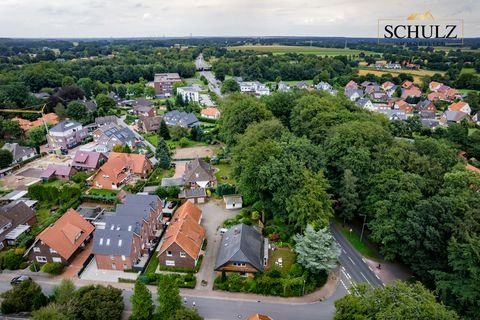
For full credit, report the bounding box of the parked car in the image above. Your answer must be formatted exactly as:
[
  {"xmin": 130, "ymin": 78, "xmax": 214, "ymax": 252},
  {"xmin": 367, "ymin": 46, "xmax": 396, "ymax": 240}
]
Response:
[
  {"xmin": 167, "ymin": 201, "xmax": 178, "ymax": 209},
  {"xmin": 10, "ymin": 275, "xmax": 32, "ymax": 285}
]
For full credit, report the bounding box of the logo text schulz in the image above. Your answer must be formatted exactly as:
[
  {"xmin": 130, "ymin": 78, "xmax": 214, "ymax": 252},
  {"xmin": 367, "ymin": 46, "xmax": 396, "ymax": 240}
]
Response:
[{"xmin": 383, "ymin": 24, "xmax": 459, "ymax": 39}]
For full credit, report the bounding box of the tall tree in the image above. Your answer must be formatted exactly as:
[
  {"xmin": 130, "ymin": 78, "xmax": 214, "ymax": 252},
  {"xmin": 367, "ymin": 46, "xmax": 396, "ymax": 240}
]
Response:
[
  {"xmin": 0, "ymin": 149, "xmax": 13, "ymax": 169},
  {"xmin": 71, "ymin": 285, "xmax": 124, "ymax": 320},
  {"xmin": 157, "ymin": 275, "xmax": 182, "ymax": 319},
  {"xmin": 156, "ymin": 137, "xmax": 171, "ymax": 169},
  {"xmin": 294, "ymin": 225, "xmax": 341, "ymax": 274},
  {"xmin": 334, "ymin": 281, "xmax": 459, "ymax": 320},
  {"xmin": 53, "ymin": 279, "xmax": 76, "ymax": 306},
  {"xmin": 27, "ymin": 126, "xmax": 47, "ymax": 148},
  {"xmin": 130, "ymin": 280, "xmax": 154, "ymax": 320},
  {"xmin": 0, "ymin": 280, "xmax": 47, "ymax": 314},
  {"xmin": 95, "ymin": 93, "xmax": 116, "ymax": 112},
  {"xmin": 66, "ymin": 101, "xmax": 88, "ymax": 123},
  {"xmin": 54, "ymin": 103, "xmax": 67, "ymax": 120},
  {"xmin": 337, "ymin": 169, "xmax": 360, "ymax": 223},
  {"xmin": 159, "ymin": 119, "xmax": 171, "ymax": 140}
]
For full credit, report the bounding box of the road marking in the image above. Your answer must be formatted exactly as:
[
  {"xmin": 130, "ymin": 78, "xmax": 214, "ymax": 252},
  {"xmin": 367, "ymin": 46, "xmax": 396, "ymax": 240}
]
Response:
[
  {"xmin": 375, "ymin": 274, "xmax": 380, "ymax": 280},
  {"xmin": 340, "ymin": 279, "xmax": 351, "ymax": 294},
  {"xmin": 348, "ymin": 256, "xmax": 356, "ymax": 265},
  {"xmin": 360, "ymin": 272, "xmax": 372, "ymax": 285},
  {"xmin": 341, "ymin": 269, "xmax": 352, "ymax": 281},
  {"xmin": 368, "ymin": 266, "xmax": 374, "ymax": 272}
]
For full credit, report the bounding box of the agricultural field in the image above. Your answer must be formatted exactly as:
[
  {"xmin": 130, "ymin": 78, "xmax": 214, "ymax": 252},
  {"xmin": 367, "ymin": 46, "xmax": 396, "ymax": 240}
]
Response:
[
  {"xmin": 228, "ymin": 45, "xmax": 378, "ymax": 57},
  {"xmin": 358, "ymin": 67, "xmax": 445, "ymax": 83},
  {"xmin": 460, "ymin": 68, "xmax": 479, "ymax": 75}
]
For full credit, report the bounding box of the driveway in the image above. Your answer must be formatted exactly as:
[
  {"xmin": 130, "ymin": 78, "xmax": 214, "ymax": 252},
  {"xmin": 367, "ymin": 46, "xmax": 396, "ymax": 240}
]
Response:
[
  {"xmin": 196, "ymin": 200, "xmax": 238, "ymax": 290},
  {"xmin": 62, "ymin": 241, "xmax": 93, "ymax": 278}
]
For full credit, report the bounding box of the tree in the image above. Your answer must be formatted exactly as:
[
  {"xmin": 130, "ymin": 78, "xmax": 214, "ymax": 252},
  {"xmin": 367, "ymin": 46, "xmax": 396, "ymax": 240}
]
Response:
[
  {"xmin": 71, "ymin": 285, "xmax": 124, "ymax": 320},
  {"xmin": 112, "ymin": 144, "xmax": 131, "ymax": 153},
  {"xmin": 96, "ymin": 93, "xmax": 116, "ymax": 112},
  {"xmin": 130, "ymin": 280, "xmax": 154, "ymax": 320},
  {"xmin": 221, "ymin": 79, "xmax": 240, "ymax": 94},
  {"xmin": 286, "ymin": 170, "xmax": 333, "ymax": 231},
  {"xmin": 144, "ymin": 86, "xmax": 156, "ymax": 98},
  {"xmin": 334, "ymin": 281, "xmax": 459, "ymax": 320},
  {"xmin": 159, "ymin": 119, "xmax": 171, "ymax": 140},
  {"xmin": 393, "ymin": 86, "xmax": 402, "ymax": 97},
  {"xmin": 0, "ymin": 149, "xmax": 13, "ymax": 169},
  {"xmin": 53, "ymin": 279, "xmax": 76, "ymax": 306},
  {"xmin": 156, "ymin": 137, "xmax": 171, "ymax": 169},
  {"xmin": 55, "ymin": 103, "xmax": 67, "ymax": 120},
  {"xmin": 31, "ymin": 304, "xmax": 69, "ymax": 320},
  {"xmin": 294, "ymin": 225, "xmax": 341, "ymax": 274},
  {"xmin": 170, "ymin": 126, "xmax": 188, "ymax": 141},
  {"xmin": 172, "ymin": 308, "xmax": 204, "ymax": 320},
  {"xmin": 1, "ymin": 279, "xmax": 47, "ymax": 314},
  {"xmin": 66, "ymin": 101, "xmax": 88, "ymax": 123},
  {"xmin": 157, "ymin": 275, "xmax": 182, "ymax": 319},
  {"xmin": 0, "ymin": 118, "xmax": 22, "ymax": 139},
  {"xmin": 77, "ymin": 78, "xmax": 93, "ymax": 97},
  {"xmin": 466, "ymin": 130, "xmax": 480, "ymax": 159},
  {"xmin": 27, "ymin": 126, "xmax": 47, "ymax": 148},
  {"xmin": 337, "ymin": 169, "xmax": 360, "ymax": 222},
  {"xmin": 62, "ymin": 76, "xmax": 75, "ymax": 87}
]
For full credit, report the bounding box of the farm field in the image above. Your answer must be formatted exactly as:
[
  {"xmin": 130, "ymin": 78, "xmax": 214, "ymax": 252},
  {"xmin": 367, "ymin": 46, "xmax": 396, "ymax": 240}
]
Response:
[
  {"xmin": 460, "ymin": 68, "xmax": 479, "ymax": 75},
  {"xmin": 228, "ymin": 45, "xmax": 378, "ymax": 57},
  {"xmin": 358, "ymin": 67, "xmax": 445, "ymax": 83}
]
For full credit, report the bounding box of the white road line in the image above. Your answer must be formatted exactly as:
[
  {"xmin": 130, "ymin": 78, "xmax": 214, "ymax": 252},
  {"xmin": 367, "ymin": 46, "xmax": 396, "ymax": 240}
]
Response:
[
  {"xmin": 341, "ymin": 269, "xmax": 352, "ymax": 281},
  {"xmin": 375, "ymin": 273, "xmax": 381, "ymax": 280},
  {"xmin": 348, "ymin": 256, "xmax": 356, "ymax": 265},
  {"xmin": 368, "ymin": 266, "xmax": 374, "ymax": 272},
  {"xmin": 360, "ymin": 271, "xmax": 372, "ymax": 285},
  {"xmin": 340, "ymin": 279, "xmax": 351, "ymax": 294}
]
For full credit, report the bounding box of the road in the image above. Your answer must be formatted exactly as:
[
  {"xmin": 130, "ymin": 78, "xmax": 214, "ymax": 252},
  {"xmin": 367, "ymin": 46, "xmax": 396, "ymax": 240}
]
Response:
[
  {"xmin": 195, "ymin": 53, "xmax": 212, "ymax": 71},
  {"xmin": 200, "ymin": 71, "xmax": 223, "ymax": 98},
  {"xmin": 117, "ymin": 115, "xmax": 157, "ymax": 165}
]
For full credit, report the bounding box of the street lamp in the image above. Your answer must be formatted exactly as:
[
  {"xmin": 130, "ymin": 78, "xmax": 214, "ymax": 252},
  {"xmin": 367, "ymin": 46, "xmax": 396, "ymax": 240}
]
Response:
[
  {"xmin": 359, "ymin": 214, "xmax": 367, "ymax": 242},
  {"xmin": 302, "ymin": 278, "xmax": 306, "ymax": 296}
]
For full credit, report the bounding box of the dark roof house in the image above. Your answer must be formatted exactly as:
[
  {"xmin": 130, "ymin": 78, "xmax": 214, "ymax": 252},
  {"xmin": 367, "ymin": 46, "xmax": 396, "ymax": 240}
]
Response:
[
  {"xmin": 183, "ymin": 158, "xmax": 216, "ymax": 188},
  {"xmin": 72, "ymin": 151, "xmax": 106, "ymax": 171},
  {"xmin": 1, "ymin": 143, "xmax": 36, "ymax": 165},
  {"xmin": 163, "ymin": 111, "xmax": 199, "ymax": 128},
  {"xmin": 0, "ymin": 201, "xmax": 37, "ymax": 249}
]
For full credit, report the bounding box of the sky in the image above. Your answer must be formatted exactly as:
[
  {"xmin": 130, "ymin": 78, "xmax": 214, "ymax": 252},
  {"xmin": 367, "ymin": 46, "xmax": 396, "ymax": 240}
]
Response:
[{"xmin": 0, "ymin": 0, "xmax": 478, "ymax": 38}]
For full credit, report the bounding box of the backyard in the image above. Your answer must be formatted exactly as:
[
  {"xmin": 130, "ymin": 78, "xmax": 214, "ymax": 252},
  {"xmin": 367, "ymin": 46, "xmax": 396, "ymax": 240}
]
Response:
[{"xmin": 214, "ymin": 163, "xmax": 235, "ymax": 185}]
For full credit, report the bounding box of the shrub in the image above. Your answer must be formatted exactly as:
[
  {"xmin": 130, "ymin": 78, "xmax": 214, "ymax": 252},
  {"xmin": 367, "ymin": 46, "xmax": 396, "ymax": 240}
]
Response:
[
  {"xmin": 179, "ymin": 137, "xmax": 189, "ymax": 147},
  {"xmin": 29, "ymin": 262, "xmax": 41, "ymax": 272},
  {"xmin": 1, "ymin": 250, "xmax": 25, "ymax": 270},
  {"xmin": 1, "ymin": 280, "xmax": 47, "ymax": 314},
  {"xmin": 42, "ymin": 262, "xmax": 64, "ymax": 275}
]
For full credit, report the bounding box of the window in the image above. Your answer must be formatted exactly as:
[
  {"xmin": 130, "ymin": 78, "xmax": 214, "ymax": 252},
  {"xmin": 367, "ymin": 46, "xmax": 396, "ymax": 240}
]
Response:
[
  {"xmin": 99, "ymin": 238, "xmax": 104, "ymax": 245},
  {"xmin": 33, "ymin": 247, "xmax": 41, "ymax": 253},
  {"xmin": 112, "ymin": 263, "xmax": 116, "ymax": 270},
  {"xmin": 49, "ymin": 248, "xmax": 57, "ymax": 254},
  {"xmin": 123, "ymin": 264, "xmax": 128, "ymax": 270},
  {"xmin": 118, "ymin": 239, "xmax": 122, "ymax": 247},
  {"xmin": 166, "ymin": 251, "xmax": 172, "ymax": 257},
  {"xmin": 36, "ymin": 256, "xmax": 47, "ymax": 263},
  {"xmin": 52, "ymin": 257, "xmax": 62, "ymax": 263},
  {"xmin": 180, "ymin": 252, "xmax": 186, "ymax": 258},
  {"xmin": 121, "ymin": 255, "xmax": 126, "ymax": 261},
  {"xmin": 110, "ymin": 255, "xmax": 115, "ymax": 260},
  {"xmin": 232, "ymin": 262, "xmax": 246, "ymax": 267},
  {"xmin": 166, "ymin": 260, "xmax": 175, "ymax": 266}
]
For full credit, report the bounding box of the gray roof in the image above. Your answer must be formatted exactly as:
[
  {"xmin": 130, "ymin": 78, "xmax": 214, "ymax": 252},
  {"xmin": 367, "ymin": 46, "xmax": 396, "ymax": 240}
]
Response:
[
  {"xmin": 416, "ymin": 100, "xmax": 434, "ymax": 110},
  {"xmin": 223, "ymin": 195, "xmax": 242, "ymax": 205},
  {"xmin": 421, "ymin": 119, "xmax": 440, "ymax": 128},
  {"xmin": 161, "ymin": 177, "xmax": 185, "ymax": 187},
  {"xmin": 76, "ymin": 206, "xmax": 104, "ymax": 221},
  {"xmin": 1, "ymin": 143, "xmax": 35, "ymax": 162},
  {"xmin": 179, "ymin": 188, "xmax": 207, "ymax": 199},
  {"xmin": 443, "ymin": 110, "xmax": 469, "ymax": 122},
  {"xmin": 379, "ymin": 109, "xmax": 407, "ymax": 121},
  {"xmin": 99, "ymin": 124, "xmax": 136, "ymax": 145},
  {"xmin": 163, "ymin": 111, "xmax": 199, "ymax": 128},
  {"xmin": 356, "ymin": 98, "xmax": 371, "ymax": 108},
  {"xmin": 135, "ymin": 98, "xmax": 154, "ymax": 107},
  {"xmin": 95, "ymin": 116, "xmax": 118, "ymax": 126},
  {"xmin": 184, "ymin": 158, "xmax": 215, "ymax": 183},
  {"xmin": 92, "ymin": 226, "xmax": 136, "ymax": 256},
  {"xmin": 215, "ymin": 224, "xmax": 264, "ymax": 272},
  {"xmin": 420, "ymin": 111, "xmax": 436, "ymax": 119},
  {"xmin": 49, "ymin": 120, "xmax": 82, "ymax": 133}
]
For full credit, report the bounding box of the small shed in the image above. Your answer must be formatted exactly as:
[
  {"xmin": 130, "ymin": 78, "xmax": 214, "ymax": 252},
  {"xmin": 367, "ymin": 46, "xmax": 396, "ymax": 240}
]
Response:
[{"xmin": 223, "ymin": 195, "xmax": 242, "ymax": 210}]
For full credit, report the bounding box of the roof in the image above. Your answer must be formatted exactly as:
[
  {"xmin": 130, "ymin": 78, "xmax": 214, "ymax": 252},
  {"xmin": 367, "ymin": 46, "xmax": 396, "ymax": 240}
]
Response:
[
  {"xmin": 95, "ymin": 152, "xmax": 151, "ymax": 184},
  {"xmin": 161, "ymin": 177, "xmax": 185, "ymax": 187},
  {"xmin": 449, "ymin": 101, "xmax": 469, "ymax": 112},
  {"xmin": 201, "ymin": 107, "xmax": 220, "ymax": 117},
  {"xmin": 184, "ymin": 158, "xmax": 215, "ymax": 184},
  {"xmin": 134, "ymin": 105, "xmax": 154, "ymax": 113},
  {"xmin": 140, "ymin": 116, "xmax": 161, "ymax": 131},
  {"xmin": 76, "ymin": 206, "xmax": 104, "ymax": 221},
  {"xmin": 247, "ymin": 315, "xmax": 273, "ymax": 320},
  {"xmin": 0, "ymin": 201, "xmax": 36, "ymax": 242},
  {"xmin": 72, "ymin": 151, "xmax": 104, "ymax": 169},
  {"xmin": 49, "ymin": 120, "xmax": 82, "ymax": 133},
  {"xmin": 163, "ymin": 111, "xmax": 199, "ymax": 127},
  {"xmin": 427, "ymin": 92, "xmax": 446, "ymax": 101},
  {"xmin": 40, "ymin": 164, "xmax": 74, "ymax": 178},
  {"xmin": 154, "ymin": 73, "xmax": 181, "ymax": 82},
  {"xmin": 158, "ymin": 201, "xmax": 204, "ymax": 260},
  {"xmin": 223, "ymin": 195, "xmax": 242, "ymax": 205},
  {"xmin": 92, "ymin": 217, "xmax": 138, "ymax": 256},
  {"xmin": 36, "ymin": 209, "xmax": 94, "ymax": 260},
  {"xmin": 215, "ymin": 224, "xmax": 264, "ymax": 272},
  {"xmin": 1, "ymin": 143, "xmax": 35, "ymax": 162},
  {"xmin": 135, "ymin": 98, "xmax": 154, "ymax": 107},
  {"xmin": 95, "ymin": 116, "xmax": 118, "ymax": 126},
  {"xmin": 356, "ymin": 98, "xmax": 372, "ymax": 108},
  {"xmin": 179, "ymin": 188, "xmax": 207, "ymax": 199},
  {"xmin": 379, "ymin": 109, "xmax": 407, "ymax": 120},
  {"xmin": 0, "ymin": 190, "xmax": 28, "ymax": 201},
  {"xmin": 443, "ymin": 110, "xmax": 469, "ymax": 122}
]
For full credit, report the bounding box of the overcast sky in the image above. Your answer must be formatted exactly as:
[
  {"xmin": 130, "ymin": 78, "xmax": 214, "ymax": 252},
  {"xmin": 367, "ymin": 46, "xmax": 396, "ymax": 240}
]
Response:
[{"xmin": 0, "ymin": 0, "xmax": 478, "ymax": 38}]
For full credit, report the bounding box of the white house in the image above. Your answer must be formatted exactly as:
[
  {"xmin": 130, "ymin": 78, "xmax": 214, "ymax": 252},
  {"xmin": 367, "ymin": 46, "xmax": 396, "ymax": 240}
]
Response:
[
  {"xmin": 177, "ymin": 86, "xmax": 200, "ymax": 103},
  {"xmin": 356, "ymin": 98, "xmax": 375, "ymax": 111},
  {"xmin": 448, "ymin": 101, "xmax": 471, "ymax": 115},
  {"xmin": 315, "ymin": 81, "xmax": 333, "ymax": 91},
  {"xmin": 223, "ymin": 195, "xmax": 243, "ymax": 210},
  {"xmin": 238, "ymin": 81, "xmax": 270, "ymax": 96}
]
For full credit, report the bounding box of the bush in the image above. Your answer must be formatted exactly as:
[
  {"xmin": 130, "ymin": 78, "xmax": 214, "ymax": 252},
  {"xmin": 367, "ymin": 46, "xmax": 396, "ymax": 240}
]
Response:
[
  {"xmin": 179, "ymin": 137, "xmax": 189, "ymax": 147},
  {"xmin": 1, "ymin": 250, "xmax": 25, "ymax": 270},
  {"xmin": 42, "ymin": 262, "xmax": 64, "ymax": 275},
  {"xmin": 1, "ymin": 280, "xmax": 47, "ymax": 314},
  {"xmin": 29, "ymin": 262, "xmax": 41, "ymax": 272},
  {"xmin": 72, "ymin": 171, "xmax": 89, "ymax": 184}
]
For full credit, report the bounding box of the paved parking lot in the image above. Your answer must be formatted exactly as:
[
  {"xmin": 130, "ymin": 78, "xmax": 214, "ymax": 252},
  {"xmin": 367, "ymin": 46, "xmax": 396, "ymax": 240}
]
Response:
[{"xmin": 196, "ymin": 200, "xmax": 239, "ymax": 290}]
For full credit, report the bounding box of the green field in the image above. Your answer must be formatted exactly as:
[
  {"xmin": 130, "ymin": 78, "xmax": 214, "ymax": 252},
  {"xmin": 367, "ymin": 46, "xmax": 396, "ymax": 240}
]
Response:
[
  {"xmin": 358, "ymin": 67, "xmax": 445, "ymax": 83},
  {"xmin": 228, "ymin": 45, "xmax": 377, "ymax": 57},
  {"xmin": 461, "ymin": 68, "xmax": 479, "ymax": 75}
]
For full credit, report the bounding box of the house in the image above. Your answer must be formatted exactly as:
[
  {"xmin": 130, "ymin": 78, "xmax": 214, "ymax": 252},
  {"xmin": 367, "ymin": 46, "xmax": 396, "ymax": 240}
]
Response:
[
  {"xmin": 92, "ymin": 194, "xmax": 163, "ymax": 271},
  {"xmin": 46, "ymin": 120, "xmax": 89, "ymax": 150},
  {"xmin": 92, "ymin": 124, "xmax": 137, "ymax": 153},
  {"xmin": 416, "ymin": 100, "xmax": 437, "ymax": 113},
  {"xmin": 379, "ymin": 109, "xmax": 407, "ymax": 121},
  {"xmin": 215, "ymin": 224, "xmax": 267, "ymax": 275},
  {"xmin": 401, "ymin": 86, "xmax": 422, "ymax": 99},
  {"xmin": 296, "ymin": 81, "xmax": 309, "ymax": 90},
  {"xmin": 440, "ymin": 111, "xmax": 470, "ymax": 125},
  {"xmin": 421, "ymin": 119, "xmax": 440, "ymax": 129},
  {"xmin": 344, "ymin": 89, "xmax": 362, "ymax": 101},
  {"xmin": 183, "ymin": 158, "xmax": 216, "ymax": 188},
  {"xmin": 246, "ymin": 315, "xmax": 273, "ymax": 320},
  {"xmin": 394, "ymin": 100, "xmax": 413, "ymax": 114},
  {"xmin": 138, "ymin": 116, "xmax": 162, "ymax": 133},
  {"xmin": 95, "ymin": 116, "xmax": 118, "ymax": 127},
  {"xmin": 163, "ymin": 111, "xmax": 199, "ymax": 128},
  {"xmin": 427, "ymin": 92, "xmax": 446, "ymax": 101},
  {"xmin": 446, "ymin": 88, "xmax": 461, "ymax": 100},
  {"xmin": 277, "ymin": 81, "xmax": 291, "ymax": 92},
  {"xmin": 402, "ymin": 80, "xmax": 414, "ymax": 89},
  {"xmin": 429, "ymin": 81, "xmax": 443, "ymax": 92},
  {"xmin": 133, "ymin": 105, "xmax": 155, "ymax": 118},
  {"xmin": 419, "ymin": 111, "xmax": 437, "ymax": 119},
  {"xmin": 385, "ymin": 63, "xmax": 401, "ymax": 69},
  {"xmin": 224, "ymin": 195, "xmax": 243, "ymax": 210},
  {"xmin": 91, "ymin": 153, "xmax": 152, "ymax": 190},
  {"xmin": 356, "ymin": 98, "xmax": 375, "ymax": 111},
  {"xmin": 0, "ymin": 201, "xmax": 37, "ymax": 250},
  {"xmin": 381, "ymin": 81, "xmax": 395, "ymax": 91},
  {"xmin": 72, "ymin": 151, "xmax": 107, "ymax": 171},
  {"xmin": 1, "ymin": 143, "xmax": 36, "ymax": 165},
  {"xmin": 371, "ymin": 91, "xmax": 389, "ymax": 102},
  {"xmin": 13, "ymin": 113, "xmax": 59, "ymax": 132},
  {"xmin": 26, "ymin": 209, "xmax": 94, "ymax": 264},
  {"xmin": 178, "ymin": 188, "xmax": 207, "ymax": 204},
  {"xmin": 344, "ymin": 80, "xmax": 358, "ymax": 91},
  {"xmin": 200, "ymin": 107, "xmax": 221, "ymax": 120},
  {"xmin": 238, "ymin": 81, "xmax": 270, "ymax": 96},
  {"xmin": 154, "ymin": 73, "xmax": 182, "ymax": 97},
  {"xmin": 448, "ymin": 101, "xmax": 471, "ymax": 115},
  {"xmin": 76, "ymin": 206, "xmax": 105, "ymax": 226},
  {"xmin": 40, "ymin": 164, "xmax": 76, "ymax": 181},
  {"xmin": 158, "ymin": 201, "xmax": 205, "ymax": 269},
  {"xmin": 177, "ymin": 86, "xmax": 200, "ymax": 103},
  {"xmin": 81, "ymin": 100, "xmax": 97, "ymax": 113}
]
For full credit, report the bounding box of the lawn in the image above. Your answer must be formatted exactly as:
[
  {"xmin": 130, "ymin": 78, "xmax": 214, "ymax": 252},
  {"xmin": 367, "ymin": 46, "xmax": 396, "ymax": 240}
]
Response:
[
  {"xmin": 469, "ymin": 128, "xmax": 478, "ymax": 136},
  {"xmin": 338, "ymin": 224, "xmax": 378, "ymax": 260},
  {"xmin": 461, "ymin": 68, "xmax": 479, "ymax": 75},
  {"xmin": 266, "ymin": 79, "xmax": 314, "ymax": 87},
  {"xmin": 88, "ymin": 188, "xmax": 119, "ymax": 197},
  {"xmin": 144, "ymin": 254, "xmax": 159, "ymax": 275},
  {"xmin": 228, "ymin": 45, "xmax": 377, "ymax": 57},
  {"xmin": 144, "ymin": 133, "xmax": 159, "ymax": 146},
  {"xmin": 215, "ymin": 163, "xmax": 235, "ymax": 185},
  {"xmin": 358, "ymin": 67, "xmax": 445, "ymax": 84},
  {"xmin": 268, "ymin": 248, "xmax": 296, "ymax": 275}
]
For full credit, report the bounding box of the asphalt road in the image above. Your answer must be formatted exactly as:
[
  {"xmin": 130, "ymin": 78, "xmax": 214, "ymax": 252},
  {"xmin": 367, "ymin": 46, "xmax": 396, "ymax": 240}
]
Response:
[
  {"xmin": 195, "ymin": 53, "xmax": 212, "ymax": 71},
  {"xmin": 200, "ymin": 71, "xmax": 223, "ymax": 97}
]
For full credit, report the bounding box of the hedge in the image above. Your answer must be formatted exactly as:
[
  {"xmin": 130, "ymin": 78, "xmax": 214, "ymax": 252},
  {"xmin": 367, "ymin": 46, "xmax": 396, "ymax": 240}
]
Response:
[
  {"xmin": 138, "ymin": 273, "xmax": 196, "ymax": 288},
  {"xmin": 41, "ymin": 262, "xmax": 64, "ymax": 275},
  {"xmin": 80, "ymin": 194, "xmax": 117, "ymax": 204},
  {"xmin": 198, "ymin": 116, "xmax": 218, "ymax": 124}
]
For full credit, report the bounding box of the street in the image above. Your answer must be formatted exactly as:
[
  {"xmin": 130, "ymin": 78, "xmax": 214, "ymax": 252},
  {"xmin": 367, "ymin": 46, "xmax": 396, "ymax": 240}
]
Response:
[{"xmin": 200, "ymin": 71, "xmax": 223, "ymax": 98}]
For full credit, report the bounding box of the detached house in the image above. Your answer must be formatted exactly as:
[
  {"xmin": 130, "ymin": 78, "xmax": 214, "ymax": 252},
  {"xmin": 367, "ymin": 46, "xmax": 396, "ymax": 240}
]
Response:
[
  {"xmin": 91, "ymin": 153, "xmax": 152, "ymax": 189},
  {"xmin": 26, "ymin": 209, "xmax": 94, "ymax": 264},
  {"xmin": 163, "ymin": 111, "xmax": 199, "ymax": 128},
  {"xmin": 138, "ymin": 116, "xmax": 162, "ymax": 133},
  {"xmin": 416, "ymin": 100, "xmax": 437, "ymax": 113},
  {"xmin": 215, "ymin": 224, "xmax": 267, "ymax": 276},
  {"xmin": 0, "ymin": 201, "xmax": 37, "ymax": 250},
  {"xmin": 46, "ymin": 120, "xmax": 89, "ymax": 150},
  {"xmin": 1, "ymin": 143, "xmax": 36, "ymax": 165},
  {"xmin": 158, "ymin": 202, "xmax": 205, "ymax": 269},
  {"xmin": 183, "ymin": 158, "xmax": 216, "ymax": 188},
  {"xmin": 40, "ymin": 164, "xmax": 77, "ymax": 181},
  {"xmin": 72, "ymin": 151, "xmax": 107, "ymax": 171},
  {"xmin": 200, "ymin": 107, "xmax": 221, "ymax": 120},
  {"xmin": 448, "ymin": 101, "xmax": 471, "ymax": 115},
  {"xmin": 92, "ymin": 124, "xmax": 137, "ymax": 153}
]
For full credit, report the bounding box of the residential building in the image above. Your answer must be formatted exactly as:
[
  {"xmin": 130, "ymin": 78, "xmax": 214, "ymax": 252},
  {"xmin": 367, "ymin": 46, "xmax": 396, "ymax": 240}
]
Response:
[
  {"xmin": 379, "ymin": 109, "xmax": 407, "ymax": 121},
  {"xmin": 13, "ymin": 113, "xmax": 59, "ymax": 132},
  {"xmin": 356, "ymin": 98, "xmax": 375, "ymax": 111},
  {"xmin": 200, "ymin": 107, "xmax": 221, "ymax": 120},
  {"xmin": 90, "ymin": 152, "xmax": 152, "ymax": 189},
  {"xmin": 158, "ymin": 201, "xmax": 205, "ymax": 269},
  {"xmin": 46, "ymin": 120, "xmax": 88, "ymax": 150},
  {"xmin": 154, "ymin": 73, "xmax": 182, "ymax": 97},
  {"xmin": 133, "ymin": 105, "xmax": 155, "ymax": 118},
  {"xmin": 183, "ymin": 158, "xmax": 216, "ymax": 188},
  {"xmin": 448, "ymin": 101, "xmax": 471, "ymax": 115},
  {"xmin": 72, "ymin": 151, "xmax": 107, "ymax": 171},
  {"xmin": 177, "ymin": 86, "xmax": 200, "ymax": 103},
  {"xmin": 394, "ymin": 100, "xmax": 413, "ymax": 114},
  {"xmin": 446, "ymin": 88, "xmax": 461, "ymax": 100},
  {"xmin": 238, "ymin": 81, "xmax": 270, "ymax": 96},
  {"xmin": 440, "ymin": 111, "xmax": 470, "ymax": 125},
  {"xmin": 277, "ymin": 81, "xmax": 291, "ymax": 92},
  {"xmin": 384, "ymin": 63, "xmax": 401, "ymax": 69},
  {"xmin": 381, "ymin": 81, "xmax": 395, "ymax": 91},
  {"xmin": 416, "ymin": 100, "xmax": 437, "ymax": 113},
  {"xmin": 138, "ymin": 116, "xmax": 162, "ymax": 133},
  {"xmin": 247, "ymin": 315, "xmax": 273, "ymax": 320},
  {"xmin": 429, "ymin": 81, "xmax": 443, "ymax": 92},
  {"xmin": 92, "ymin": 124, "xmax": 137, "ymax": 153},
  {"xmin": 163, "ymin": 110, "xmax": 199, "ymax": 128},
  {"xmin": 401, "ymin": 86, "xmax": 422, "ymax": 99},
  {"xmin": 178, "ymin": 188, "xmax": 207, "ymax": 204},
  {"xmin": 25, "ymin": 209, "xmax": 94, "ymax": 264},
  {"xmin": 1, "ymin": 143, "xmax": 36, "ymax": 165},
  {"xmin": 95, "ymin": 116, "xmax": 118, "ymax": 127},
  {"xmin": 316, "ymin": 81, "xmax": 333, "ymax": 91},
  {"xmin": 40, "ymin": 164, "xmax": 77, "ymax": 181},
  {"xmin": 344, "ymin": 80, "xmax": 358, "ymax": 91},
  {"xmin": 427, "ymin": 92, "xmax": 447, "ymax": 101},
  {"xmin": 344, "ymin": 88, "xmax": 362, "ymax": 101},
  {"xmin": 0, "ymin": 201, "xmax": 37, "ymax": 250},
  {"xmin": 224, "ymin": 195, "xmax": 243, "ymax": 210},
  {"xmin": 296, "ymin": 81, "xmax": 309, "ymax": 90},
  {"xmin": 215, "ymin": 224, "xmax": 267, "ymax": 275}
]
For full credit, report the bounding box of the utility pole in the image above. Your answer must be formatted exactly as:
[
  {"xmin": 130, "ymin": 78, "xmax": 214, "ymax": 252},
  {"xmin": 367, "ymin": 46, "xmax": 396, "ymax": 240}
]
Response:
[{"xmin": 359, "ymin": 214, "xmax": 367, "ymax": 242}]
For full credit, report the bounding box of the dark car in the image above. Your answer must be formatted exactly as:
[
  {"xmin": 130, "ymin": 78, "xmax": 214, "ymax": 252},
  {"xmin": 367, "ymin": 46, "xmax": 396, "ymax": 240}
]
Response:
[
  {"xmin": 10, "ymin": 275, "xmax": 32, "ymax": 285},
  {"xmin": 167, "ymin": 201, "xmax": 177, "ymax": 209}
]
